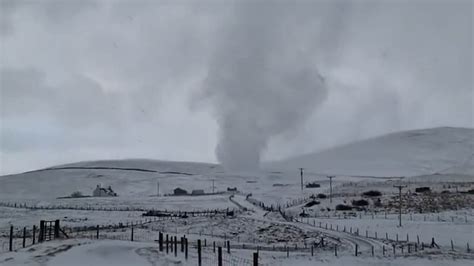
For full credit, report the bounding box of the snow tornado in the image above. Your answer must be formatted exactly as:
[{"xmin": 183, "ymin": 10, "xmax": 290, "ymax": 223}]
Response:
[{"xmin": 201, "ymin": 2, "xmax": 349, "ymax": 171}]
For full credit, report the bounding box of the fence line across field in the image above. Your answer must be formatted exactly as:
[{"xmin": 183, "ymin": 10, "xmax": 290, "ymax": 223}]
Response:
[
  {"xmin": 1, "ymin": 195, "xmax": 472, "ymax": 263},
  {"xmin": 2, "ymin": 214, "xmax": 470, "ymax": 261},
  {"xmin": 0, "ymin": 201, "xmax": 238, "ymax": 215}
]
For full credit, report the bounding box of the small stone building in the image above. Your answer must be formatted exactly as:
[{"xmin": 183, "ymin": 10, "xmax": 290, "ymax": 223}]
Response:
[
  {"xmin": 93, "ymin": 185, "xmax": 117, "ymax": 197},
  {"xmin": 173, "ymin": 187, "xmax": 188, "ymax": 195},
  {"xmin": 191, "ymin": 189, "xmax": 205, "ymax": 195}
]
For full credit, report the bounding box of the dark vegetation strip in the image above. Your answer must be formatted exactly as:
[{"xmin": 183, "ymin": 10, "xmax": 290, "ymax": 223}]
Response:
[{"xmin": 26, "ymin": 167, "xmax": 193, "ymax": 175}]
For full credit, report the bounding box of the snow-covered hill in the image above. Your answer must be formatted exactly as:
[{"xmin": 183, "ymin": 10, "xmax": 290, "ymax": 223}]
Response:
[
  {"xmin": 44, "ymin": 159, "xmax": 222, "ymax": 175},
  {"xmin": 1, "ymin": 127, "xmax": 472, "ymax": 200},
  {"xmin": 0, "ymin": 159, "xmax": 226, "ymax": 200},
  {"xmin": 270, "ymin": 127, "xmax": 474, "ymax": 177}
]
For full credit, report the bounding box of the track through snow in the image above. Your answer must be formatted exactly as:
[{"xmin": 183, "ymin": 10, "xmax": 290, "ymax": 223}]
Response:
[{"xmin": 231, "ymin": 194, "xmax": 385, "ymax": 255}]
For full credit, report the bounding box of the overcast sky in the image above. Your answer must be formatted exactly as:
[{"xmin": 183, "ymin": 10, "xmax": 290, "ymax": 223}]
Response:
[{"xmin": 0, "ymin": 0, "xmax": 472, "ymax": 175}]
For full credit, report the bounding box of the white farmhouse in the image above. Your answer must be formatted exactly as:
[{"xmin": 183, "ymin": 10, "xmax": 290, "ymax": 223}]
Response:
[{"xmin": 93, "ymin": 184, "xmax": 117, "ymax": 197}]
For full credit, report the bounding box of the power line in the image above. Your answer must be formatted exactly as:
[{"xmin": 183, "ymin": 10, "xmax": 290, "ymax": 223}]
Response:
[
  {"xmin": 300, "ymin": 168, "xmax": 304, "ymax": 191},
  {"xmin": 327, "ymin": 176, "xmax": 335, "ymax": 203},
  {"xmin": 211, "ymin": 179, "xmax": 216, "ymax": 194},
  {"xmin": 393, "ymin": 184, "xmax": 407, "ymax": 227}
]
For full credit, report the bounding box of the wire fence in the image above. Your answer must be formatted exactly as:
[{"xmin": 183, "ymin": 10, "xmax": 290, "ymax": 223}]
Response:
[
  {"xmin": 1, "ymin": 213, "xmax": 472, "ymax": 264},
  {"xmin": 0, "ymin": 201, "xmax": 238, "ymax": 216}
]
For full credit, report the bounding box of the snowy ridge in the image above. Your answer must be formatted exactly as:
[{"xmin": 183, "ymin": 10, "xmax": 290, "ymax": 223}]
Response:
[
  {"xmin": 270, "ymin": 127, "xmax": 474, "ymax": 177},
  {"xmin": 1, "ymin": 127, "xmax": 472, "ymax": 200}
]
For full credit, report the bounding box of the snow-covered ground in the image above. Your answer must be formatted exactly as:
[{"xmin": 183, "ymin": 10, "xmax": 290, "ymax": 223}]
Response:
[
  {"xmin": 0, "ymin": 127, "xmax": 473, "ymax": 265},
  {"xmin": 1, "ymin": 238, "xmax": 473, "ymax": 266},
  {"xmin": 306, "ymin": 213, "xmax": 474, "ymax": 248},
  {"xmin": 0, "ymin": 239, "xmax": 193, "ymax": 266},
  {"xmin": 271, "ymin": 127, "xmax": 474, "ymax": 177}
]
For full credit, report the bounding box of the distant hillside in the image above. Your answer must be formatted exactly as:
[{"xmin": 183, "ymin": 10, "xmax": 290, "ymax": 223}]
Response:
[
  {"xmin": 43, "ymin": 159, "xmax": 221, "ymax": 175},
  {"xmin": 0, "ymin": 159, "xmax": 224, "ymax": 200},
  {"xmin": 1, "ymin": 127, "xmax": 472, "ymax": 200},
  {"xmin": 270, "ymin": 127, "xmax": 474, "ymax": 177}
]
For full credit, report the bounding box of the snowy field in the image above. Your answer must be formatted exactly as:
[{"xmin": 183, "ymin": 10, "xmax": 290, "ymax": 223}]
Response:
[
  {"xmin": 1, "ymin": 239, "xmax": 473, "ymax": 266},
  {"xmin": 0, "ymin": 128, "xmax": 473, "ymax": 265}
]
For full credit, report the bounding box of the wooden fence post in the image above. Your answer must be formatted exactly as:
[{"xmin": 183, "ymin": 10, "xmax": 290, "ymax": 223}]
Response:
[
  {"xmin": 218, "ymin": 246, "xmax": 223, "ymax": 266},
  {"xmin": 451, "ymin": 240, "xmax": 454, "ymax": 251},
  {"xmin": 174, "ymin": 236, "xmax": 178, "ymax": 257},
  {"xmin": 198, "ymin": 239, "xmax": 202, "ymax": 266},
  {"xmin": 54, "ymin": 220, "xmax": 60, "ymax": 239},
  {"xmin": 174, "ymin": 236, "xmax": 177, "ymax": 257},
  {"xmin": 170, "ymin": 236, "xmax": 174, "ymax": 252},
  {"xmin": 22, "ymin": 227, "xmax": 26, "ymax": 248},
  {"xmin": 185, "ymin": 238, "xmax": 188, "ymax": 260},
  {"xmin": 334, "ymin": 245, "xmax": 338, "ymax": 256},
  {"xmin": 253, "ymin": 252, "xmax": 258, "ymax": 266},
  {"xmin": 39, "ymin": 220, "xmax": 45, "ymax": 243},
  {"xmin": 32, "ymin": 225, "xmax": 36, "ymax": 245},
  {"xmin": 9, "ymin": 226, "xmax": 13, "ymax": 252},
  {"xmin": 131, "ymin": 227, "xmax": 134, "ymax": 242},
  {"xmin": 96, "ymin": 225, "xmax": 99, "ymax": 239},
  {"xmin": 227, "ymin": 240, "xmax": 230, "ymax": 253},
  {"xmin": 355, "ymin": 244, "xmax": 358, "ymax": 256},
  {"xmin": 159, "ymin": 232, "xmax": 163, "ymax": 252},
  {"xmin": 213, "ymin": 241, "xmax": 216, "ymax": 253},
  {"xmin": 166, "ymin": 234, "xmax": 169, "ymax": 253}
]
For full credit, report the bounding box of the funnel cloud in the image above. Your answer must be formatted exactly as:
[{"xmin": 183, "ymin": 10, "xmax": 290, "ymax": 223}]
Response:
[{"xmin": 200, "ymin": 3, "xmax": 344, "ymax": 170}]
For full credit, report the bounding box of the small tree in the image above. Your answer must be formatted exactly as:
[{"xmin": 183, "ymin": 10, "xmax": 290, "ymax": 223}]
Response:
[
  {"xmin": 352, "ymin": 199, "xmax": 369, "ymax": 207},
  {"xmin": 362, "ymin": 190, "xmax": 382, "ymax": 197},
  {"xmin": 415, "ymin": 187, "xmax": 430, "ymax": 193},
  {"xmin": 336, "ymin": 204, "xmax": 352, "ymax": 211},
  {"xmin": 70, "ymin": 191, "xmax": 84, "ymax": 198}
]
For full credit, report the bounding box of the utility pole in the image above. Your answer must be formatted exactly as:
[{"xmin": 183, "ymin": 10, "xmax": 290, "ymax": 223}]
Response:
[
  {"xmin": 393, "ymin": 184, "xmax": 407, "ymax": 227},
  {"xmin": 327, "ymin": 176, "xmax": 335, "ymax": 203},
  {"xmin": 300, "ymin": 168, "xmax": 304, "ymax": 191},
  {"xmin": 157, "ymin": 181, "xmax": 160, "ymax": 197}
]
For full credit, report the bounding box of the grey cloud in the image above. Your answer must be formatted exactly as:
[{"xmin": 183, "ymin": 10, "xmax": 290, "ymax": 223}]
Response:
[
  {"xmin": 0, "ymin": 0, "xmax": 100, "ymax": 37},
  {"xmin": 1, "ymin": 67, "xmax": 123, "ymax": 128},
  {"xmin": 0, "ymin": 0, "xmax": 472, "ymax": 175}
]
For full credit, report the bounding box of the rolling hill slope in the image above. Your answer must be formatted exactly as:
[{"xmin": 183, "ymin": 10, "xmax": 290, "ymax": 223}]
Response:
[
  {"xmin": 0, "ymin": 127, "xmax": 472, "ymax": 200},
  {"xmin": 270, "ymin": 127, "xmax": 474, "ymax": 177}
]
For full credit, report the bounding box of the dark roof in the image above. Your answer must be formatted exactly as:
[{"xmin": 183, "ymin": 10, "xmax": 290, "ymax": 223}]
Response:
[{"xmin": 174, "ymin": 187, "xmax": 187, "ymax": 193}]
